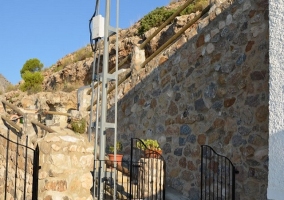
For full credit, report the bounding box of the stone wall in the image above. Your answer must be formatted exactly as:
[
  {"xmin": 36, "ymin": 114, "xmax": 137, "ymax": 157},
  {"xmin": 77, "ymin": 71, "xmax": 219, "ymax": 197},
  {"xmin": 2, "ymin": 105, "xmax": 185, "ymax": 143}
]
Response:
[
  {"xmin": 0, "ymin": 0, "xmax": 270, "ymax": 199},
  {"xmin": 103, "ymin": 0, "xmax": 269, "ymax": 199},
  {"xmin": 37, "ymin": 132, "xmax": 94, "ymax": 200}
]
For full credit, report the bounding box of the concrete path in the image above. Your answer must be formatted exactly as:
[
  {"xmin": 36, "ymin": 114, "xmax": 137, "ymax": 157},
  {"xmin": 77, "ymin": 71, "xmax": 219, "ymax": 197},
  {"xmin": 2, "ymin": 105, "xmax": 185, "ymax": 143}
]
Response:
[{"xmin": 165, "ymin": 186, "xmax": 189, "ymax": 200}]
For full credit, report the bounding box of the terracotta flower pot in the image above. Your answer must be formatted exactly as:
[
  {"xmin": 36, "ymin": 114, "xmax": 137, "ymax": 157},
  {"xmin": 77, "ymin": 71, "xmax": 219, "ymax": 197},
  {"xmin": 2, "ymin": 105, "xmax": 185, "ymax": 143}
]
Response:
[
  {"xmin": 144, "ymin": 149, "xmax": 162, "ymax": 158},
  {"xmin": 108, "ymin": 154, "xmax": 123, "ymax": 167}
]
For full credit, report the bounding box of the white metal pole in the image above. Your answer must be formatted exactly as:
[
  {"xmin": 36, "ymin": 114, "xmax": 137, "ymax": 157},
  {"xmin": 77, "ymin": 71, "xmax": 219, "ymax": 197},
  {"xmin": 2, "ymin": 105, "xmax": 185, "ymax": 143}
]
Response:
[{"xmin": 98, "ymin": 0, "xmax": 110, "ymax": 198}]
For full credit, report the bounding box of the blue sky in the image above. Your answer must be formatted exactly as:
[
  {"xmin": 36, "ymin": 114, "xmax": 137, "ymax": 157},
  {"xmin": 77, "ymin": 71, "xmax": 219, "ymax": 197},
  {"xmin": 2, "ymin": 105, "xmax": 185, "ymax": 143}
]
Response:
[{"xmin": 0, "ymin": 0, "xmax": 170, "ymax": 84}]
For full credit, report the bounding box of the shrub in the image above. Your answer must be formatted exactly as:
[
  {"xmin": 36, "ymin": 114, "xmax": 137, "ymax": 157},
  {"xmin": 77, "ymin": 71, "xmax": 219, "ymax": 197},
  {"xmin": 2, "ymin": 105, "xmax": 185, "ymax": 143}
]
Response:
[
  {"xmin": 59, "ymin": 58, "xmax": 73, "ymax": 69},
  {"xmin": 27, "ymin": 84, "xmax": 42, "ymax": 94},
  {"xmin": 71, "ymin": 118, "xmax": 87, "ymax": 134},
  {"xmin": 137, "ymin": 0, "xmax": 208, "ymax": 35},
  {"xmin": 19, "ymin": 71, "xmax": 43, "ymax": 93},
  {"xmin": 52, "ymin": 65, "xmax": 63, "ymax": 73},
  {"xmin": 20, "ymin": 58, "xmax": 43, "ymax": 77},
  {"xmin": 138, "ymin": 7, "xmax": 175, "ymax": 35},
  {"xmin": 74, "ymin": 47, "xmax": 93, "ymax": 62},
  {"xmin": 109, "ymin": 141, "xmax": 123, "ymax": 154},
  {"xmin": 180, "ymin": 0, "xmax": 208, "ymax": 15},
  {"xmin": 136, "ymin": 139, "xmax": 161, "ymax": 151}
]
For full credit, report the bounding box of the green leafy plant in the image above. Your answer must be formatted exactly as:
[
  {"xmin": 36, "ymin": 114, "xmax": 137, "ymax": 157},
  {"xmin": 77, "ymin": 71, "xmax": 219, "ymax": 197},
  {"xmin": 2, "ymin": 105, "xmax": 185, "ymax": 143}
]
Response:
[
  {"xmin": 20, "ymin": 58, "xmax": 43, "ymax": 77},
  {"xmin": 19, "ymin": 58, "xmax": 44, "ymax": 94},
  {"xmin": 138, "ymin": 7, "xmax": 175, "ymax": 35},
  {"xmin": 109, "ymin": 141, "xmax": 123, "ymax": 154},
  {"xmin": 180, "ymin": 0, "xmax": 208, "ymax": 15},
  {"xmin": 71, "ymin": 118, "xmax": 87, "ymax": 134},
  {"xmin": 137, "ymin": 0, "xmax": 208, "ymax": 35},
  {"xmin": 137, "ymin": 139, "xmax": 161, "ymax": 151},
  {"xmin": 19, "ymin": 71, "xmax": 43, "ymax": 94}
]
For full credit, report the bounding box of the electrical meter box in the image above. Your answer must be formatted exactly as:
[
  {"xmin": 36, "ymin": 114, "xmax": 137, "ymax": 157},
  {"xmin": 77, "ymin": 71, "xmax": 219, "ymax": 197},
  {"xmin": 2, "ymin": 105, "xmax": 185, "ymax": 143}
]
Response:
[{"xmin": 92, "ymin": 15, "xmax": 105, "ymax": 39}]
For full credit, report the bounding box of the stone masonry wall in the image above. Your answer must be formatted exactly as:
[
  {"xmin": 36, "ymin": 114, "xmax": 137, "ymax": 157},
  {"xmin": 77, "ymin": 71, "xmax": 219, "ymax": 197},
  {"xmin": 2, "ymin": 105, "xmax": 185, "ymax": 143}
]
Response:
[
  {"xmin": 0, "ymin": 0, "xmax": 269, "ymax": 199},
  {"xmin": 102, "ymin": 0, "xmax": 269, "ymax": 199},
  {"xmin": 37, "ymin": 132, "xmax": 94, "ymax": 200}
]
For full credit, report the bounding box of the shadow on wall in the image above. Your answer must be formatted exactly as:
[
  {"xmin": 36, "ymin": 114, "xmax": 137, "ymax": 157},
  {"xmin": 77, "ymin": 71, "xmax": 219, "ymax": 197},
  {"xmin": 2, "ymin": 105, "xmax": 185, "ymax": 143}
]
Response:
[
  {"xmin": 267, "ymin": 130, "xmax": 284, "ymax": 199},
  {"xmin": 91, "ymin": 0, "xmax": 269, "ymax": 199}
]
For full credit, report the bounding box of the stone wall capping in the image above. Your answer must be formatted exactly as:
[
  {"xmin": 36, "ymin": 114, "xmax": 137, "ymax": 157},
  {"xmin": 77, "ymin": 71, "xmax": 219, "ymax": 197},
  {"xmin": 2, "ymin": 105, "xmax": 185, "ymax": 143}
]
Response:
[
  {"xmin": 59, "ymin": 135, "xmax": 83, "ymax": 143},
  {"xmin": 44, "ymin": 134, "xmax": 61, "ymax": 143}
]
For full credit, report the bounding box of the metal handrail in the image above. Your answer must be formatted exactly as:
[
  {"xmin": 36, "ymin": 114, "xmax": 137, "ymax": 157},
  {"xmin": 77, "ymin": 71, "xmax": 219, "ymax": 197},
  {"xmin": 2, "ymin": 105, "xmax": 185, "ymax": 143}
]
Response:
[
  {"xmin": 141, "ymin": 5, "xmax": 210, "ymax": 68},
  {"xmin": 42, "ymin": 110, "xmax": 71, "ymax": 117},
  {"xmin": 1, "ymin": 100, "xmax": 25, "ymax": 116},
  {"xmin": 31, "ymin": 120, "xmax": 55, "ymax": 133},
  {"xmin": 1, "ymin": 115, "xmax": 22, "ymax": 132},
  {"xmin": 139, "ymin": 0, "xmax": 195, "ymax": 50}
]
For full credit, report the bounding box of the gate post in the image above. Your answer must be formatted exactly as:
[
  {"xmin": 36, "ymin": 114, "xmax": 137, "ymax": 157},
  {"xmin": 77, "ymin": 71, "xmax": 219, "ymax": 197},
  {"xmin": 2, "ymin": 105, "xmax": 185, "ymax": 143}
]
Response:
[
  {"xmin": 32, "ymin": 145, "xmax": 39, "ymax": 200},
  {"xmin": 4, "ymin": 130, "xmax": 10, "ymax": 200},
  {"xmin": 129, "ymin": 138, "xmax": 134, "ymax": 199}
]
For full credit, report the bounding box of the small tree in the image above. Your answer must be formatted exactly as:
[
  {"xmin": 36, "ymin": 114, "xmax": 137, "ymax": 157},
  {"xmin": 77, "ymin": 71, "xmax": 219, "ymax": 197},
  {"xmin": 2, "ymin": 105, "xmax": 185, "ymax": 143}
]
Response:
[
  {"xmin": 19, "ymin": 58, "xmax": 44, "ymax": 94},
  {"xmin": 20, "ymin": 71, "xmax": 43, "ymax": 93},
  {"xmin": 20, "ymin": 58, "xmax": 43, "ymax": 77}
]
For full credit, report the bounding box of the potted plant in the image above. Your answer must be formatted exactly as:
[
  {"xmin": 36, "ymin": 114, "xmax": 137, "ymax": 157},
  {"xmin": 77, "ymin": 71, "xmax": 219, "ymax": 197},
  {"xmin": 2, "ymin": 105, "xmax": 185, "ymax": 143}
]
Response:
[
  {"xmin": 108, "ymin": 141, "xmax": 123, "ymax": 167},
  {"xmin": 137, "ymin": 139, "xmax": 162, "ymax": 158}
]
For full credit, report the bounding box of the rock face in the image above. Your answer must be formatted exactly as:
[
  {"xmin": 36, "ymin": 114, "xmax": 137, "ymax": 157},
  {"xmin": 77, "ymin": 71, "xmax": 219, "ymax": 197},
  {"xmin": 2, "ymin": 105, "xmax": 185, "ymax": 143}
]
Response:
[
  {"xmin": 42, "ymin": 57, "xmax": 93, "ymax": 91},
  {"xmin": 39, "ymin": 0, "xmax": 201, "ymax": 92},
  {"xmin": 0, "ymin": 74, "xmax": 12, "ymax": 93}
]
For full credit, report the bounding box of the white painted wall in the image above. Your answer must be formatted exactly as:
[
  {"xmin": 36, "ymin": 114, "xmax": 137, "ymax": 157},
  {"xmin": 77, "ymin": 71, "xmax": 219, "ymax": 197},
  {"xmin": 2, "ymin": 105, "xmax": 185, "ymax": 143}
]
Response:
[{"xmin": 268, "ymin": 0, "xmax": 284, "ymax": 199}]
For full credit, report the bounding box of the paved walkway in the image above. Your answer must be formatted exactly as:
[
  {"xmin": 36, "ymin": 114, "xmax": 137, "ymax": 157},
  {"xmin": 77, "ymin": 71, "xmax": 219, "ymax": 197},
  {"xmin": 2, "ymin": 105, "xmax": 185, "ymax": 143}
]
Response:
[{"xmin": 165, "ymin": 186, "xmax": 189, "ymax": 200}]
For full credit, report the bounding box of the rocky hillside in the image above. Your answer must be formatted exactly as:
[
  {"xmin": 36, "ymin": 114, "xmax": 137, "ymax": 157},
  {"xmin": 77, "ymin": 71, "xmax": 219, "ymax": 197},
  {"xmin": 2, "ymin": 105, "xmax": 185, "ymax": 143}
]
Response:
[
  {"xmin": 0, "ymin": 0, "xmax": 192, "ymax": 118},
  {"xmin": 40, "ymin": 0, "xmax": 201, "ymax": 91},
  {"xmin": 0, "ymin": 74, "xmax": 11, "ymax": 93},
  {"xmin": 1, "ymin": 0, "xmax": 206, "ymax": 111}
]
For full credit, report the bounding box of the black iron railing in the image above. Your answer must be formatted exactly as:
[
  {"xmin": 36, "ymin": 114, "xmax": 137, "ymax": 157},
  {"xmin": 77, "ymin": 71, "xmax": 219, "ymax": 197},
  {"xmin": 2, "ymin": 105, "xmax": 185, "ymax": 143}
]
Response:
[
  {"xmin": 0, "ymin": 130, "xmax": 39, "ymax": 200},
  {"xmin": 92, "ymin": 159, "xmax": 132, "ymax": 199},
  {"xmin": 130, "ymin": 138, "xmax": 165, "ymax": 200},
  {"xmin": 92, "ymin": 138, "xmax": 166, "ymax": 199},
  {"xmin": 201, "ymin": 145, "xmax": 238, "ymax": 200}
]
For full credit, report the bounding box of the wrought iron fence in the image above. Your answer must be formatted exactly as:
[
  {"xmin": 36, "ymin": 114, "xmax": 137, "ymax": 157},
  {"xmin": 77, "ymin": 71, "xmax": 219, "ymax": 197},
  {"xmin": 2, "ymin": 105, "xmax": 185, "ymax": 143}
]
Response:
[
  {"xmin": 92, "ymin": 138, "xmax": 166, "ymax": 199},
  {"xmin": 92, "ymin": 159, "xmax": 132, "ymax": 199},
  {"xmin": 0, "ymin": 130, "xmax": 39, "ymax": 200},
  {"xmin": 201, "ymin": 145, "xmax": 238, "ymax": 200},
  {"xmin": 130, "ymin": 138, "xmax": 165, "ymax": 200}
]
